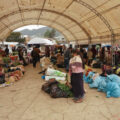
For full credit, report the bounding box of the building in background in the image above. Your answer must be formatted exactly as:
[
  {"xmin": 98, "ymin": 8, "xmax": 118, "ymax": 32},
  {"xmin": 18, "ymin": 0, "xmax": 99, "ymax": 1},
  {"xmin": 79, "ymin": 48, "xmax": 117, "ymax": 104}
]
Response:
[
  {"xmin": 54, "ymin": 36, "xmax": 66, "ymax": 44},
  {"xmin": 22, "ymin": 35, "xmax": 31, "ymax": 44}
]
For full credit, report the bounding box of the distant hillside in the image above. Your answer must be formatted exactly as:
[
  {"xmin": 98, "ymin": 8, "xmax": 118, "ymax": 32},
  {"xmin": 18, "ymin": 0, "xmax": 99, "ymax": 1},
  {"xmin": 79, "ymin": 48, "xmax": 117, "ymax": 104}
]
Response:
[{"xmin": 19, "ymin": 27, "xmax": 63, "ymax": 38}]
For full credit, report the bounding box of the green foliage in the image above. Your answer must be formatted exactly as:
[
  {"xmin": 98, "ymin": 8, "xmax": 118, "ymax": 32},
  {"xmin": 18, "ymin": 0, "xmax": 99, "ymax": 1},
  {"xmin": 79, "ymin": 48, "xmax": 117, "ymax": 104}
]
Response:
[
  {"xmin": 2, "ymin": 57, "xmax": 11, "ymax": 64},
  {"xmin": 13, "ymin": 62, "xmax": 22, "ymax": 66},
  {"xmin": 6, "ymin": 32, "xmax": 25, "ymax": 43},
  {"xmin": 4, "ymin": 68, "xmax": 9, "ymax": 73},
  {"xmin": 12, "ymin": 52, "xmax": 18, "ymax": 56},
  {"xmin": 44, "ymin": 28, "xmax": 56, "ymax": 38},
  {"xmin": 58, "ymin": 83, "xmax": 73, "ymax": 97}
]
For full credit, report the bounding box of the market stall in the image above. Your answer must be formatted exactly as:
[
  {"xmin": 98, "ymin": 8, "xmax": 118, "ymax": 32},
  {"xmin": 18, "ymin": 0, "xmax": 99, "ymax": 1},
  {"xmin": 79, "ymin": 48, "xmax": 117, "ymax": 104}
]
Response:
[{"xmin": 0, "ymin": 54, "xmax": 25, "ymax": 87}]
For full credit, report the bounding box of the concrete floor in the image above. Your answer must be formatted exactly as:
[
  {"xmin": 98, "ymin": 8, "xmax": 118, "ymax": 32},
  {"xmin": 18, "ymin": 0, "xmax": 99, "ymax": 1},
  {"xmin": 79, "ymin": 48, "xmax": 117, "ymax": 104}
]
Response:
[{"xmin": 0, "ymin": 64, "xmax": 120, "ymax": 120}]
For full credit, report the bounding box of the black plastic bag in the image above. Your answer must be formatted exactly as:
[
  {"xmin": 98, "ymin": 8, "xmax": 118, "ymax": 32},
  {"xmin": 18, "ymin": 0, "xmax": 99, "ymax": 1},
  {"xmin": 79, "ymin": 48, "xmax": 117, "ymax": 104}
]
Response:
[
  {"xmin": 50, "ymin": 84, "xmax": 68, "ymax": 98},
  {"xmin": 42, "ymin": 80, "xmax": 58, "ymax": 94},
  {"xmin": 0, "ymin": 75, "xmax": 5, "ymax": 84},
  {"xmin": 42, "ymin": 80, "xmax": 72, "ymax": 98}
]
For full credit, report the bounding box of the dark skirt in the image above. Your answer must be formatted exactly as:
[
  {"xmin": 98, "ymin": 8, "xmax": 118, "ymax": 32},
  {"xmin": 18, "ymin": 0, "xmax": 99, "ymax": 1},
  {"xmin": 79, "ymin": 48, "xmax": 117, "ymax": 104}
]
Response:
[{"xmin": 71, "ymin": 73, "xmax": 84, "ymax": 98}]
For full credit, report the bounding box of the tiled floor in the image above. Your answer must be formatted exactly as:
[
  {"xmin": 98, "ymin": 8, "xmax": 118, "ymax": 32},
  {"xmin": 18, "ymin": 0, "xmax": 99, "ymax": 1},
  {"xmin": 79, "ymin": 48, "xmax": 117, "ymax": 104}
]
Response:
[{"xmin": 0, "ymin": 64, "xmax": 120, "ymax": 120}]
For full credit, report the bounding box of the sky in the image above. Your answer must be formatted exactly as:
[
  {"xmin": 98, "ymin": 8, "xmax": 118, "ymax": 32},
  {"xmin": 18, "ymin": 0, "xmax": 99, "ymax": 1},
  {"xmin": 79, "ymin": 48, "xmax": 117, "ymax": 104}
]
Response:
[{"xmin": 14, "ymin": 25, "xmax": 46, "ymax": 32}]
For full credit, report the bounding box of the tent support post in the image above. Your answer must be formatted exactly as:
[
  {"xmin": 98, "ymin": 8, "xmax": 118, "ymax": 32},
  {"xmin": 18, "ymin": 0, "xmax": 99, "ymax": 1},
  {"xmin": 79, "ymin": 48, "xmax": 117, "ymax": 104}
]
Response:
[
  {"xmin": 88, "ymin": 37, "xmax": 92, "ymax": 48},
  {"xmin": 111, "ymin": 34, "xmax": 115, "ymax": 66}
]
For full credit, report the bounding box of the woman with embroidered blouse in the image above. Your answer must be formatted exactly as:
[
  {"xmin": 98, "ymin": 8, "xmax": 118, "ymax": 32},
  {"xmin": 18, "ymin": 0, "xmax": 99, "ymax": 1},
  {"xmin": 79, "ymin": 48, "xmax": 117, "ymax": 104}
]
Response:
[{"xmin": 69, "ymin": 49, "xmax": 85, "ymax": 103}]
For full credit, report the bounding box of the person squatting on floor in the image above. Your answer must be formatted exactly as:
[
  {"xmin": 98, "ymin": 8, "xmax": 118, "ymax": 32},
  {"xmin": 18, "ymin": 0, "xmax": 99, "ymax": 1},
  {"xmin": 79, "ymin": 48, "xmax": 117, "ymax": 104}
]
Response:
[{"xmin": 69, "ymin": 49, "xmax": 85, "ymax": 103}]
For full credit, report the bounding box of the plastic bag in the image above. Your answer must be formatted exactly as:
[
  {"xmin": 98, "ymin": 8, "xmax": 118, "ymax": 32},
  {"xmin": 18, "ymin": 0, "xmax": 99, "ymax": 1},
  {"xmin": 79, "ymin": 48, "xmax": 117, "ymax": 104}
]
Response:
[
  {"xmin": 0, "ymin": 75, "xmax": 5, "ymax": 84},
  {"xmin": 89, "ymin": 76, "xmax": 103, "ymax": 88},
  {"xmin": 42, "ymin": 80, "xmax": 73, "ymax": 98},
  {"xmin": 105, "ymin": 82, "xmax": 120, "ymax": 98},
  {"xmin": 84, "ymin": 72, "xmax": 94, "ymax": 84},
  {"xmin": 46, "ymin": 68, "xmax": 66, "ymax": 77},
  {"xmin": 97, "ymin": 77, "xmax": 107, "ymax": 92},
  {"xmin": 40, "ymin": 57, "xmax": 52, "ymax": 70},
  {"xmin": 42, "ymin": 80, "xmax": 58, "ymax": 94},
  {"xmin": 106, "ymin": 74, "xmax": 120, "ymax": 86},
  {"xmin": 50, "ymin": 84, "xmax": 68, "ymax": 98},
  {"xmin": 50, "ymin": 83, "xmax": 73, "ymax": 98},
  {"xmin": 45, "ymin": 76, "xmax": 66, "ymax": 81},
  {"xmin": 83, "ymin": 74, "xmax": 87, "ymax": 82},
  {"xmin": 83, "ymin": 72, "xmax": 95, "ymax": 83}
]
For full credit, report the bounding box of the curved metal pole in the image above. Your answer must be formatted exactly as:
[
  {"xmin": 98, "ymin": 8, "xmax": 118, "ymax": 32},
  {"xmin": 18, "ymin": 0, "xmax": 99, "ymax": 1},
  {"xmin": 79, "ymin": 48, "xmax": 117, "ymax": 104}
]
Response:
[
  {"xmin": 75, "ymin": 0, "xmax": 115, "ymax": 65},
  {"xmin": 0, "ymin": 8, "xmax": 91, "ymax": 41},
  {"xmin": 0, "ymin": 18, "xmax": 78, "ymax": 42}
]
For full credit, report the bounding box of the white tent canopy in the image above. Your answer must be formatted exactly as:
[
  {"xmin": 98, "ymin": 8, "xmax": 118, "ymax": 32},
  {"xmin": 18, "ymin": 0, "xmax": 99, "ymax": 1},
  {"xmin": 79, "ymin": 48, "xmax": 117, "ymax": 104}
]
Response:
[
  {"xmin": 0, "ymin": 42, "xmax": 19, "ymax": 46},
  {"xmin": 0, "ymin": 0, "xmax": 120, "ymax": 44},
  {"xmin": 28, "ymin": 38, "xmax": 56, "ymax": 45}
]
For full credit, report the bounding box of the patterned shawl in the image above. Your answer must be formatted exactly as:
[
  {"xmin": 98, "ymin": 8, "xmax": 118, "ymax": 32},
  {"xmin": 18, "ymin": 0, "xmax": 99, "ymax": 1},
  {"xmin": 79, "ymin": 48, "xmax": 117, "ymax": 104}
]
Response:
[
  {"xmin": 69, "ymin": 55, "xmax": 84, "ymax": 74},
  {"xmin": 70, "ymin": 55, "xmax": 82, "ymax": 64}
]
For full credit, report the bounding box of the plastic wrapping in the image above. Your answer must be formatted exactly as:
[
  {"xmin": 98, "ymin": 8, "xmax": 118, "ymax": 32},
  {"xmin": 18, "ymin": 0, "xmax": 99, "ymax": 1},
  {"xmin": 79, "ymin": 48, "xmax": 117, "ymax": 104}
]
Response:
[
  {"xmin": 45, "ymin": 76, "xmax": 66, "ymax": 81},
  {"xmin": 46, "ymin": 68, "xmax": 66, "ymax": 77},
  {"xmin": 105, "ymin": 82, "xmax": 120, "ymax": 98}
]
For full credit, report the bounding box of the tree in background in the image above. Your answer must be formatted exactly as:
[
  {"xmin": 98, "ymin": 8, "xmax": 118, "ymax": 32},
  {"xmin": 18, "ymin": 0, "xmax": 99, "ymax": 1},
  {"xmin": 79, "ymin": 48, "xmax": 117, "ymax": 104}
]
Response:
[
  {"xmin": 50, "ymin": 29, "xmax": 56, "ymax": 38},
  {"xmin": 6, "ymin": 32, "xmax": 25, "ymax": 43},
  {"xmin": 44, "ymin": 28, "xmax": 56, "ymax": 38},
  {"xmin": 44, "ymin": 29, "xmax": 51, "ymax": 38}
]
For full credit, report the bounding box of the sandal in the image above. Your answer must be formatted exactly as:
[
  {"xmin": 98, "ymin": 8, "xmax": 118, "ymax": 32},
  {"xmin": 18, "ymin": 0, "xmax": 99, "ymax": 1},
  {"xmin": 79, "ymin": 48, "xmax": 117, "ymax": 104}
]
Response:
[
  {"xmin": 72, "ymin": 97, "xmax": 79, "ymax": 101},
  {"xmin": 74, "ymin": 99, "xmax": 83, "ymax": 103}
]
